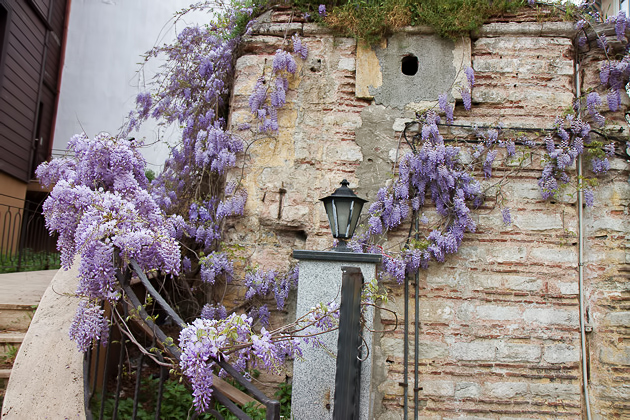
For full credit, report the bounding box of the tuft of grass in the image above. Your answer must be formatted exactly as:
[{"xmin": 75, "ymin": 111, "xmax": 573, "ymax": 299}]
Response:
[{"xmin": 1, "ymin": 345, "xmax": 19, "ymax": 366}]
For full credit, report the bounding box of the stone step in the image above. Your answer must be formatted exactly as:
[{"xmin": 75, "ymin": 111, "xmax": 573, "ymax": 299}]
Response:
[
  {"xmin": 0, "ymin": 368, "xmax": 10, "ymax": 392},
  {"xmin": 0, "ymin": 304, "xmax": 36, "ymax": 332},
  {"xmin": 0, "ymin": 332, "xmax": 24, "ymax": 359}
]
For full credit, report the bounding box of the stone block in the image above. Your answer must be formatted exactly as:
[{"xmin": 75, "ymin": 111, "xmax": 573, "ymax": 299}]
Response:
[
  {"xmin": 529, "ymin": 383, "xmax": 580, "ymax": 400},
  {"xmin": 422, "ymin": 380, "xmax": 455, "ymax": 397},
  {"xmin": 604, "ymin": 311, "xmax": 630, "ymax": 326},
  {"xmin": 529, "ymin": 247, "xmax": 577, "ymax": 264},
  {"xmin": 338, "ymin": 57, "xmax": 355, "ymax": 71},
  {"xmin": 465, "ymin": 273, "xmax": 541, "ymax": 292},
  {"xmin": 455, "ymin": 382, "xmax": 481, "ymax": 399},
  {"xmin": 523, "ymin": 307, "xmax": 578, "ymax": 327},
  {"xmin": 450, "ymin": 340, "xmax": 497, "ymax": 361},
  {"xmin": 380, "ymin": 337, "xmax": 449, "ymax": 360},
  {"xmin": 513, "ymin": 211, "xmax": 564, "ymax": 231},
  {"xmin": 600, "ymin": 345, "xmax": 630, "ymax": 366},
  {"xmin": 496, "ymin": 342, "xmax": 542, "ymax": 362},
  {"xmin": 543, "ymin": 344, "xmax": 579, "ymax": 364},
  {"xmin": 323, "ymin": 142, "xmax": 363, "ymax": 163},
  {"xmin": 484, "ymin": 382, "xmax": 528, "ymax": 399},
  {"xmin": 476, "ymin": 305, "xmax": 521, "ymax": 321},
  {"xmin": 557, "ymin": 282, "xmax": 578, "ymax": 295}
]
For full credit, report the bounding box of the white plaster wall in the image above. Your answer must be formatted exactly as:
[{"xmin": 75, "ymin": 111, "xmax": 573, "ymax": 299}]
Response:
[{"xmin": 53, "ymin": 0, "xmax": 209, "ymax": 169}]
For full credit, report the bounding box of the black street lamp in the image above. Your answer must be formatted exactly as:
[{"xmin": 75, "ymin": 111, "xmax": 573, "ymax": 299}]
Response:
[{"xmin": 320, "ymin": 179, "xmax": 367, "ymax": 251}]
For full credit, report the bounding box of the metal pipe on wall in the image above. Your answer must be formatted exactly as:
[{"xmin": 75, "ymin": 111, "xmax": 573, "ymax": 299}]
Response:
[{"xmin": 575, "ymin": 61, "xmax": 593, "ymax": 420}]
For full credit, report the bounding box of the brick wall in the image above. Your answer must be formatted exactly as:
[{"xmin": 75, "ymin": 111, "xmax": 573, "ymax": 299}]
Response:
[{"xmin": 226, "ymin": 7, "xmax": 630, "ymax": 418}]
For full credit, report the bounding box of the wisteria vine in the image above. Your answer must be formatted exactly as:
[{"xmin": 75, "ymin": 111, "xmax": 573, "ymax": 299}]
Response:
[{"xmin": 36, "ymin": 0, "xmax": 630, "ymax": 413}]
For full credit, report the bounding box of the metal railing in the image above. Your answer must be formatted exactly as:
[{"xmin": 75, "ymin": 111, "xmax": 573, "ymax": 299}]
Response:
[
  {"xmin": 0, "ymin": 195, "xmax": 59, "ymax": 272},
  {"xmin": 84, "ymin": 259, "xmax": 281, "ymax": 420}
]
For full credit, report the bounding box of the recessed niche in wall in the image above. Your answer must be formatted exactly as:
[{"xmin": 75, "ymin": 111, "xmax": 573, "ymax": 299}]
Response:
[
  {"xmin": 355, "ymin": 32, "xmax": 471, "ymax": 107},
  {"xmin": 401, "ymin": 54, "xmax": 418, "ymax": 76}
]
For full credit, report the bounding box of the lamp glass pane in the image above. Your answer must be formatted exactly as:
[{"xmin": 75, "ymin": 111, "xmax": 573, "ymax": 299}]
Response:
[
  {"xmin": 323, "ymin": 199, "xmax": 337, "ymax": 236},
  {"xmin": 334, "ymin": 198, "xmax": 352, "ymax": 239},
  {"xmin": 347, "ymin": 200, "xmax": 364, "ymax": 238}
]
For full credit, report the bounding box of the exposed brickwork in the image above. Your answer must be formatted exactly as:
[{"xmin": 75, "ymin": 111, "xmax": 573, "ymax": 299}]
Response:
[{"xmin": 226, "ymin": 6, "xmax": 630, "ymax": 418}]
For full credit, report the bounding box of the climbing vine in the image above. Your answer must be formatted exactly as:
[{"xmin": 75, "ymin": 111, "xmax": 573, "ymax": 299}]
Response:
[{"xmin": 36, "ymin": 0, "xmax": 630, "ymax": 414}]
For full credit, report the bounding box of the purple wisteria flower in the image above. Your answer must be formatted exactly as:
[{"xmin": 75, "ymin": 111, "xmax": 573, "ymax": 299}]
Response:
[
  {"xmin": 318, "ymin": 4, "xmax": 326, "ymax": 17},
  {"xmin": 502, "ymin": 208, "xmax": 512, "ymax": 225}
]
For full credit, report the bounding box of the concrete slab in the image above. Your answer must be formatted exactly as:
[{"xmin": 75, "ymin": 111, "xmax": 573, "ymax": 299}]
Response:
[
  {"xmin": 0, "ymin": 269, "xmax": 60, "ymax": 307},
  {"xmin": 1, "ymin": 265, "xmax": 85, "ymax": 419}
]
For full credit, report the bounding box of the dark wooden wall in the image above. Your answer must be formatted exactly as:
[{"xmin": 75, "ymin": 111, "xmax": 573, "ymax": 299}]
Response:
[{"xmin": 0, "ymin": 0, "xmax": 67, "ymax": 183}]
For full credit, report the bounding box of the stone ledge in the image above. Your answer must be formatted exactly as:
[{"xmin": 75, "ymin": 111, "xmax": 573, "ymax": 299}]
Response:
[
  {"xmin": 293, "ymin": 249, "xmax": 382, "ymax": 263},
  {"xmin": 475, "ymin": 21, "xmax": 576, "ymax": 38}
]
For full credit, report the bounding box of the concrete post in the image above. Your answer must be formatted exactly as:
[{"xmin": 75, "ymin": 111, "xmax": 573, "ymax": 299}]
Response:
[{"xmin": 291, "ymin": 250, "xmax": 381, "ymax": 420}]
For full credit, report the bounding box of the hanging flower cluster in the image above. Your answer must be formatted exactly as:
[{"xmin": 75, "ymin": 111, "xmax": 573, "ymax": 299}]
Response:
[
  {"xmin": 247, "ymin": 33, "xmax": 308, "ymax": 133},
  {"xmin": 37, "ymin": 133, "xmax": 181, "ymax": 351},
  {"xmin": 351, "ymin": 110, "xmax": 482, "ymax": 282}
]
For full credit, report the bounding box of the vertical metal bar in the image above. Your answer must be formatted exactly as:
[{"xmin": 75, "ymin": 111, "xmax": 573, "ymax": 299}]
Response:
[
  {"xmin": 99, "ymin": 334, "xmax": 114, "ymax": 420},
  {"xmin": 403, "ymin": 263, "xmax": 409, "ymax": 420},
  {"xmin": 90, "ymin": 340, "xmax": 101, "ymax": 403},
  {"xmin": 84, "ymin": 348, "xmax": 94, "ymax": 420},
  {"xmin": 17, "ymin": 206, "xmax": 28, "ymax": 271},
  {"xmin": 154, "ymin": 365, "xmax": 168, "ymax": 420},
  {"xmin": 132, "ymin": 354, "xmax": 144, "ymax": 419},
  {"xmin": 333, "ymin": 266, "xmax": 363, "ymax": 420},
  {"xmin": 414, "ymin": 214, "xmax": 420, "ymax": 419},
  {"xmin": 110, "ymin": 338, "xmax": 125, "ymax": 420}
]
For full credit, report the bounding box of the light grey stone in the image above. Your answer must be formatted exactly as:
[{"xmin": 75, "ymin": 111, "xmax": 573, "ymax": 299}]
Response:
[
  {"xmin": 450, "ymin": 340, "xmax": 497, "ymax": 361},
  {"xmin": 523, "ymin": 307, "xmax": 579, "ymax": 327},
  {"xmin": 605, "ymin": 311, "xmax": 630, "ymax": 326},
  {"xmin": 484, "ymin": 382, "xmax": 528, "ymax": 399},
  {"xmin": 455, "ymin": 382, "xmax": 481, "ymax": 399},
  {"xmin": 422, "ymin": 380, "xmax": 455, "ymax": 397},
  {"xmin": 530, "ymin": 383, "xmax": 580, "ymax": 400},
  {"xmin": 497, "ymin": 342, "xmax": 542, "ymax": 362},
  {"xmin": 338, "ymin": 57, "xmax": 355, "ymax": 71},
  {"xmin": 369, "ymin": 33, "xmax": 459, "ymax": 108},
  {"xmin": 529, "ymin": 247, "xmax": 578, "ymax": 264},
  {"xmin": 476, "ymin": 305, "xmax": 521, "ymax": 321},
  {"xmin": 600, "ymin": 346, "xmax": 630, "ymax": 366},
  {"xmin": 543, "ymin": 344, "xmax": 579, "ymax": 364}
]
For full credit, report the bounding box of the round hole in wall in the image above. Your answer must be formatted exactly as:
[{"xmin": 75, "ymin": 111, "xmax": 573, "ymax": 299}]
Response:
[{"xmin": 401, "ymin": 54, "xmax": 418, "ymax": 76}]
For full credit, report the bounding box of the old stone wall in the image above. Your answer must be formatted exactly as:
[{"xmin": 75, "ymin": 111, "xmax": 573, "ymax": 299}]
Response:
[{"xmin": 226, "ymin": 7, "xmax": 630, "ymax": 419}]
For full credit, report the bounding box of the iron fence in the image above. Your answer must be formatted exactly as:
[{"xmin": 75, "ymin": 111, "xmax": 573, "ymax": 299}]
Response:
[
  {"xmin": 84, "ymin": 260, "xmax": 281, "ymax": 420},
  {"xmin": 0, "ymin": 194, "xmax": 59, "ymax": 273}
]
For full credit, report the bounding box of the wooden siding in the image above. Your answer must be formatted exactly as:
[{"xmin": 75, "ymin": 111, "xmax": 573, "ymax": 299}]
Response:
[{"xmin": 0, "ymin": 0, "xmax": 67, "ymax": 182}]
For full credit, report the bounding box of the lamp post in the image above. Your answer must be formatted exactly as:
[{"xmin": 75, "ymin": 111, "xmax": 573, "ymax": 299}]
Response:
[
  {"xmin": 291, "ymin": 179, "xmax": 380, "ymax": 420},
  {"xmin": 320, "ymin": 179, "xmax": 367, "ymax": 251}
]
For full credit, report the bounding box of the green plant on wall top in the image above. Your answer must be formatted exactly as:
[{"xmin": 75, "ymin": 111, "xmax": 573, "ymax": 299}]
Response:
[{"xmin": 295, "ymin": 0, "xmax": 528, "ymax": 41}]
